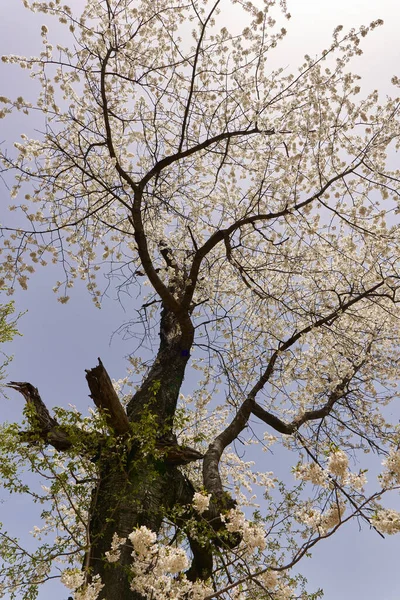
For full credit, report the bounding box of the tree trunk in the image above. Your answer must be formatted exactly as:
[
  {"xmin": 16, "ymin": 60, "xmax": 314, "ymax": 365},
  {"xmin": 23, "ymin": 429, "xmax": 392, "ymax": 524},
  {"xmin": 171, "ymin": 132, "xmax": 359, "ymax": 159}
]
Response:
[
  {"xmin": 87, "ymin": 305, "xmax": 195, "ymax": 599},
  {"xmin": 89, "ymin": 458, "xmax": 187, "ymax": 599},
  {"xmin": 126, "ymin": 304, "xmax": 194, "ymax": 428}
]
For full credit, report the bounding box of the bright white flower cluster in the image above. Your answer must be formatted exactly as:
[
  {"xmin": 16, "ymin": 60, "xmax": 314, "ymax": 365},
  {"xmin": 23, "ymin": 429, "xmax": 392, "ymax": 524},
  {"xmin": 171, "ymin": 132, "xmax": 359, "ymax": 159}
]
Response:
[
  {"xmin": 380, "ymin": 449, "xmax": 400, "ymax": 488},
  {"xmin": 345, "ymin": 471, "xmax": 367, "ymax": 491},
  {"xmin": 255, "ymin": 569, "xmax": 296, "ymax": 600},
  {"xmin": 296, "ymin": 501, "xmax": 345, "ymax": 535},
  {"xmin": 60, "ymin": 568, "xmax": 84, "ymax": 590},
  {"xmin": 294, "ymin": 462, "xmax": 327, "ymax": 487},
  {"xmin": 105, "ymin": 532, "xmax": 126, "ymax": 563},
  {"xmin": 295, "ymin": 450, "xmax": 366, "ymax": 491},
  {"xmin": 60, "ymin": 569, "xmax": 103, "ymax": 600},
  {"xmin": 75, "ymin": 577, "xmax": 104, "ymax": 600},
  {"xmin": 128, "ymin": 526, "xmax": 213, "ymax": 600},
  {"xmin": 372, "ymin": 509, "xmax": 400, "ymax": 535},
  {"xmin": 222, "ymin": 508, "xmax": 266, "ymax": 554},
  {"xmin": 326, "ymin": 450, "xmax": 348, "ymax": 479},
  {"xmin": 192, "ymin": 491, "xmax": 211, "ymax": 514},
  {"xmin": 258, "ymin": 569, "xmax": 278, "ymax": 590},
  {"xmin": 129, "ymin": 526, "xmax": 157, "ymax": 557}
]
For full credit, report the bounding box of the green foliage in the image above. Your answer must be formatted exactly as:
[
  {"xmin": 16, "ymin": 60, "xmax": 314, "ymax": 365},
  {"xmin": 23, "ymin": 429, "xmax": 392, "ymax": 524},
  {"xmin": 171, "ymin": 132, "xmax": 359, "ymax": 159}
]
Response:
[
  {"xmin": 0, "ymin": 298, "xmax": 21, "ymax": 386},
  {"xmin": 0, "ymin": 407, "xmax": 102, "ymax": 599}
]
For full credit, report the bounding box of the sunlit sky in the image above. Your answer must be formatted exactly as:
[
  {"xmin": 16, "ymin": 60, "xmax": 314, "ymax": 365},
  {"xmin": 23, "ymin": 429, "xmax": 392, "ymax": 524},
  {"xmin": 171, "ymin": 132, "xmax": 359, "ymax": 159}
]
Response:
[{"xmin": 1, "ymin": 0, "xmax": 400, "ymax": 598}]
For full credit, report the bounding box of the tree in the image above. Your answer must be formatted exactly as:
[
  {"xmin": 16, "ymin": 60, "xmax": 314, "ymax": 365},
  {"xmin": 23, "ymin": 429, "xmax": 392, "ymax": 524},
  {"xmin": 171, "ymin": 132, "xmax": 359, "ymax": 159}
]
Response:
[{"xmin": 1, "ymin": 0, "xmax": 400, "ymax": 598}]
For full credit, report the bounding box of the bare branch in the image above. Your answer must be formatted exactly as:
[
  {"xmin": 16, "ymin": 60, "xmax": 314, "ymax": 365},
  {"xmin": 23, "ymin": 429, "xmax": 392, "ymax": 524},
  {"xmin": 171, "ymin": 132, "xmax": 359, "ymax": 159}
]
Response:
[{"xmin": 6, "ymin": 382, "xmax": 73, "ymax": 451}]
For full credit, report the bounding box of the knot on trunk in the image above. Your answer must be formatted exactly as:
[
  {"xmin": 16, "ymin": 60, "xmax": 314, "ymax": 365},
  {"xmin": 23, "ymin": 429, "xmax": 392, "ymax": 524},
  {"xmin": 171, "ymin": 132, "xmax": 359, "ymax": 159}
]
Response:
[{"xmin": 156, "ymin": 433, "xmax": 204, "ymax": 465}]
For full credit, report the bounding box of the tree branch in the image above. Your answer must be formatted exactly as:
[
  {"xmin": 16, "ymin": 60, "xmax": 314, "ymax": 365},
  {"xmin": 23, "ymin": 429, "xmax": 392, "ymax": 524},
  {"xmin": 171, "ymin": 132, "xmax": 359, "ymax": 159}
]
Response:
[
  {"xmin": 244, "ymin": 280, "xmax": 383, "ymax": 406},
  {"xmin": 252, "ymin": 351, "xmax": 369, "ymax": 435},
  {"xmin": 85, "ymin": 358, "xmax": 130, "ymax": 436},
  {"xmin": 252, "ymin": 382, "xmax": 349, "ymax": 435},
  {"xmin": 203, "ymin": 396, "xmax": 255, "ymax": 499},
  {"xmin": 181, "ymin": 162, "xmax": 362, "ymax": 310},
  {"xmin": 6, "ymin": 382, "xmax": 73, "ymax": 451}
]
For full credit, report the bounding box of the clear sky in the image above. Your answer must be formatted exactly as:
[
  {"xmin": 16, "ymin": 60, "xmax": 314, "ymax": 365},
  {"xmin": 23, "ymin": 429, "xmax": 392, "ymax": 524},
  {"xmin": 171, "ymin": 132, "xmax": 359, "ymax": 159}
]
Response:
[{"xmin": 1, "ymin": 1, "xmax": 400, "ymax": 599}]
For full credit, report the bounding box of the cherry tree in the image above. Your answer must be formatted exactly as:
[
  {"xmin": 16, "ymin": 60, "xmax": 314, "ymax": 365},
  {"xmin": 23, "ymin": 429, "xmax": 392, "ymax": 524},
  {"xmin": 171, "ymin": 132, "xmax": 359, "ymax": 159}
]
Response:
[{"xmin": 1, "ymin": 0, "xmax": 400, "ymax": 599}]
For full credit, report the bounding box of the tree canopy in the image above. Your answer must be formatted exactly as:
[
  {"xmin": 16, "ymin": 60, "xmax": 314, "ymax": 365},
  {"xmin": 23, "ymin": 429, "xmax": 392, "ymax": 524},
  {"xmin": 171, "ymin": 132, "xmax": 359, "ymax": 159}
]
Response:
[{"xmin": 1, "ymin": 1, "xmax": 400, "ymax": 599}]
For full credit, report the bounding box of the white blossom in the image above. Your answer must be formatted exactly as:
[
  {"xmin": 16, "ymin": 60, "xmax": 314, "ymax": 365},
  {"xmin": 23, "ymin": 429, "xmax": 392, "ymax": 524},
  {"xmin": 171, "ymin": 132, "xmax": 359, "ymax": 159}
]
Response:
[
  {"xmin": 294, "ymin": 462, "xmax": 327, "ymax": 486},
  {"xmin": 75, "ymin": 576, "xmax": 104, "ymax": 600},
  {"xmin": 326, "ymin": 450, "xmax": 348, "ymax": 480},
  {"xmin": 381, "ymin": 449, "xmax": 400, "ymax": 488},
  {"xmin": 128, "ymin": 526, "xmax": 157, "ymax": 557},
  {"xmin": 0, "ymin": 1, "xmax": 400, "ymax": 599},
  {"xmin": 222, "ymin": 508, "xmax": 266, "ymax": 553},
  {"xmin": 192, "ymin": 491, "xmax": 211, "ymax": 514},
  {"xmin": 60, "ymin": 569, "xmax": 85, "ymax": 591},
  {"xmin": 258, "ymin": 569, "xmax": 278, "ymax": 590},
  {"xmin": 105, "ymin": 532, "xmax": 126, "ymax": 563},
  {"xmin": 373, "ymin": 509, "xmax": 400, "ymax": 535}
]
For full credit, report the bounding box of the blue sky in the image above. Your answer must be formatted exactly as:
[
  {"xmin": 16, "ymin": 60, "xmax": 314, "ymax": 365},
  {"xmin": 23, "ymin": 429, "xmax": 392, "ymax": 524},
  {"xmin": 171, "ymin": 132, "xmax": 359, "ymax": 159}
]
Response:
[{"xmin": 1, "ymin": 1, "xmax": 400, "ymax": 598}]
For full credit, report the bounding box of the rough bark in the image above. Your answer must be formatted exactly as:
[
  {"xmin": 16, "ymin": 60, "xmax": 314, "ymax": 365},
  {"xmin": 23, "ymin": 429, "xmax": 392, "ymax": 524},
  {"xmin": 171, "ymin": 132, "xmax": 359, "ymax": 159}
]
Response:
[
  {"xmin": 86, "ymin": 305, "xmax": 196, "ymax": 599},
  {"xmin": 88, "ymin": 456, "xmax": 189, "ymax": 600},
  {"xmin": 126, "ymin": 305, "xmax": 194, "ymax": 429}
]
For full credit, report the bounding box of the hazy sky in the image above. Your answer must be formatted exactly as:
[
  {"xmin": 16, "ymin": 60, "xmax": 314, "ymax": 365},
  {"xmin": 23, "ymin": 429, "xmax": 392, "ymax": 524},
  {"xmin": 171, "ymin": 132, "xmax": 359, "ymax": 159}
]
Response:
[{"xmin": 1, "ymin": 1, "xmax": 400, "ymax": 599}]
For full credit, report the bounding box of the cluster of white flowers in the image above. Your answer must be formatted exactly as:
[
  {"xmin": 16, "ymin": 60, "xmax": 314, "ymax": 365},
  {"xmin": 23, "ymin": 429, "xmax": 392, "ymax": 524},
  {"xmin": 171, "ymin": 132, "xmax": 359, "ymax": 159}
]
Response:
[
  {"xmin": 296, "ymin": 505, "xmax": 322, "ymax": 532},
  {"xmin": 192, "ymin": 491, "xmax": 211, "ymax": 514},
  {"xmin": 222, "ymin": 508, "xmax": 266, "ymax": 554},
  {"xmin": 372, "ymin": 509, "xmax": 400, "ymax": 535},
  {"xmin": 257, "ymin": 569, "xmax": 278, "ymax": 590},
  {"xmin": 380, "ymin": 449, "xmax": 400, "ymax": 488},
  {"xmin": 129, "ymin": 526, "xmax": 157, "ymax": 557},
  {"xmin": 345, "ymin": 471, "xmax": 367, "ymax": 491},
  {"xmin": 254, "ymin": 569, "xmax": 296, "ymax": 600},
  {"xmin": 296, "ymin": 501, "xmax": 345, "ymax": 535},
  {"xmin": 31, "ymin": 561, "xmax": 51, "ymax": 583},
  {"xmin": 61, "ymin": 521, "xmax": 214, "ymax": 600},
  {"xmin": 262, "ymin": 432, "xmax": 278, "ymax": 449},
  {"xmin": 276, "ymin": 584, "xmax": 295, "ymax": 600},
  {"xmin": 322, "ymin": 502, "xmax": 346, "ymax": 532},
  {"xmin": 294, "ymin": 450, "xmax": 366, "ymax": 491},
  {"xmin": 75, "ymin": 577, "xmax": 104, "ymax": 600},
  {"xmin": 61, "ymin": 569, "xmax": 103, "ymax": 600},
  {"xmin": 60, "ymin": 568, "xmax": 85, "ymax": 590},
  {"xmin": 326, "ymin": 450, "xmax": 348, "ymax": 479},
  {"xmin": 294, "ymin": 462, "xmax": 327, "ymax": 486},
  {"xmin": 105, "ymin": 532, "xmax": 126, "ymax": 563},
  {"xmin": 128, "ymin": 526, "xmax": 212, "ymax": 599}
]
